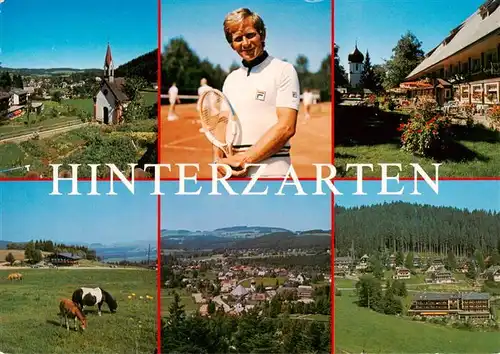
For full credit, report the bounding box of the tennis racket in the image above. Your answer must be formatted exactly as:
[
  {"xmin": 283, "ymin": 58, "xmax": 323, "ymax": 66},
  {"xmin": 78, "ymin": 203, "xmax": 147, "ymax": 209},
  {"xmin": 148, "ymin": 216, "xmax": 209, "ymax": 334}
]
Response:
[{"xmin": 197, "ymin": 88, "xmax": 240, "ymax": 159}]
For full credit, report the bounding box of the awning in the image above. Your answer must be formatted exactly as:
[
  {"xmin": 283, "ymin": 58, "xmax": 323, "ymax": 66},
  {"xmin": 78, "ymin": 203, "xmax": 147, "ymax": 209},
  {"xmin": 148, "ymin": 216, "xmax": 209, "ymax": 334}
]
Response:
[{"xmin": 400, "ymin": 80, "xmax": 434, "ymax": 89}]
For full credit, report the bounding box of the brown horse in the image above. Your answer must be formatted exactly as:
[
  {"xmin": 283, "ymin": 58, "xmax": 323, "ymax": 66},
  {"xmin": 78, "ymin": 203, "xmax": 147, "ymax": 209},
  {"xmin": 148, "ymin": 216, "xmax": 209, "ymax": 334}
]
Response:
[
  {"xmin": 7, "ymin": 273, "xmax": 23, "ymax": 281},
  {"xmin": 59, "ymin": 298, "xmax": 87, "ymax": 331}
]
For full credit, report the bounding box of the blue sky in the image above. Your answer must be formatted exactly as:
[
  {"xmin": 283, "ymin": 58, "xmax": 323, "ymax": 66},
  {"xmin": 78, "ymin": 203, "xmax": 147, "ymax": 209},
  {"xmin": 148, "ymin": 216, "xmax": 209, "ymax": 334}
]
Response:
[
  {"xmin": 161, "ymin": 0, "xmax": 331, "ymax": 72},
  {"xmin": 335, "ymin": 0, "xmax": 484, "ymax": 69},
  {"xmin": 161, "ymin": 181, "xmax": 331, "ymax": 231},
  {"xmin": 0, "ymin": 182, "xmax": 157, "ymax": 244},
  {"xmin": 336, "ymin": 180, "xmax": 500, "ymax": 213},
  {"xmin": 0, "ymin": 0, "xmax": 157, "ymax": 69}
]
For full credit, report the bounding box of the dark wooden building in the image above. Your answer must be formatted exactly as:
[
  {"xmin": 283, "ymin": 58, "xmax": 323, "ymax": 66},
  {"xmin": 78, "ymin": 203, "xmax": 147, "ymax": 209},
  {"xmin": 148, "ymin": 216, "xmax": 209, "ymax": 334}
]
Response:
[
  {"xmin": 46, "ymin": 252, "xmax": 82, "ymax": 266},
  {"xmin": 408, "ymin": 292, "xmax": 491, "ymax": 319}
]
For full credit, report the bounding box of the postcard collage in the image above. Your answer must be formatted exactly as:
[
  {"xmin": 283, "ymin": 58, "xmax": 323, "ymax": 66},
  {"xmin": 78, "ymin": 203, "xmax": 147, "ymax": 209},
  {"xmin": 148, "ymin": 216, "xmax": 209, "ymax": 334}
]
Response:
[{"xmin": 1, "ymin": 0, "xmax": 500, "ymax": 353}]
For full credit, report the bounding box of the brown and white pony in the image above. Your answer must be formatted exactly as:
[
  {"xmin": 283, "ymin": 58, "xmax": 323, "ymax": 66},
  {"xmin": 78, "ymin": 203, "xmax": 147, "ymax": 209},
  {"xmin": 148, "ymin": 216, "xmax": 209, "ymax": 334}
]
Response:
[
  {"xmin": 7, "ymin": 273, "xmax": 23, "ymax": 281},
  {"xmin": 59, "ymin": 298, "xmax": 87, "ymax": 331}
]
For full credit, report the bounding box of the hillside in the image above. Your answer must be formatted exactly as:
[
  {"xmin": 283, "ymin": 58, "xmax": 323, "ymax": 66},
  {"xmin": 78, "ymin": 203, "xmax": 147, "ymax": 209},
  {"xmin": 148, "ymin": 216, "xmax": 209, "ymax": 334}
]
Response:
[
  {"xmin": 335, "ymin": 202, "xmax": 500, "ymax": 257},
  {"xmin": 213, "ymin": 226, "xmax": 291, "ymax": 233},
  {"xmin": 161, "ymin": 231, "xmax": 330, "ymax": 251},
  {"xmin": 1, "ymin": 48, "xmax": 157, "ymax": 82},
  {"xmin": 115, "ymin": 49, "xmax": 157, "ymax": 83},
  {"xmin": 230, "ymin": 232, "xmax": 330, "ymax": 250},
  {"xmin": 0, "ymin": 249, "xmax": 51, "ymax": 262},
  {"xmin": 0, "ymin": 68, "xmax": 102, "ymax": 76}
]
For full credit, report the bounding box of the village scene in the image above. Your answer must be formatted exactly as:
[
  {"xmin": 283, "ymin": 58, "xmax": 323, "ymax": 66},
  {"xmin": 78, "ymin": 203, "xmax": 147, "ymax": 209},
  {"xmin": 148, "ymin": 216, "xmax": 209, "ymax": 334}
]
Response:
[
  {"xmin": 0, "ymin": 0, "xmax": 157, "ymax": 178},
  {"xmin": 334, "ymin": 0, "xmax": 500, "ymax": 177},
  {"xmin": 162, "ymin": 235, "xmax": 331, "ymax": 353},
  {"xmin": 334, "ymin": 180, "xmax": 500, "ymax": 353},
  {"xmin": 160, "ymin": 184, "xmax": 332, "ymax": 353}
]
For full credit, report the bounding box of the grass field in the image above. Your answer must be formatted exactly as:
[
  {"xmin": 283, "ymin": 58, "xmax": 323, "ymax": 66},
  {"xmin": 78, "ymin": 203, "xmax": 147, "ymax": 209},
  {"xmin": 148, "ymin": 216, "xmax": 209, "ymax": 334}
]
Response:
[
  {"xmin": 64, "ymin": 91, "xmax": 156, "ymax": 115},
  {"xmin": 0, "ymin": 249, "xmax": 51, "ymax": 262},
  {"xmin": 335, "ymin": 294, "xmax": 500, "ymax": 353},
  {"xmin": 335, "ymin": 104, "xmax": 500, "ymax": 177},
  {"xmin": 0, "ymin": 268, "xmax": 156, "ymax": 354},
  {"xmin": 0, "ymin": 118, "xmax": 157, "ymax": 176},
  {"xmin": 240, "ymin": 277, "xmax": 287, "ymax": 288},
  {"xmin": 161, "ymin": 288, "xmax": 198, "ymax": 316}
]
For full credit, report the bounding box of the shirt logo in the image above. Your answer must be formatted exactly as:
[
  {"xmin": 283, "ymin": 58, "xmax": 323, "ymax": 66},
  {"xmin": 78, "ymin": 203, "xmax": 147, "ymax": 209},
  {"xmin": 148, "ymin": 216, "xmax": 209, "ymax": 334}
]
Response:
[
  {"xmin": 255, "ymin": 90, "xmax": 266, "ymax": 101},
  {"xmin": 292, "ymin": 91, "xmax": 298, "ymax": 98}
]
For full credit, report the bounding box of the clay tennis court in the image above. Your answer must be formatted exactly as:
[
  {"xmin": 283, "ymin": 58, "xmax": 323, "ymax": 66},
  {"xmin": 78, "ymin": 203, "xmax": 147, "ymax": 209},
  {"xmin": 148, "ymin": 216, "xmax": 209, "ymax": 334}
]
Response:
[{"xmin": 159, "ymin": 101, "xmax": 331, "ymax": 178}]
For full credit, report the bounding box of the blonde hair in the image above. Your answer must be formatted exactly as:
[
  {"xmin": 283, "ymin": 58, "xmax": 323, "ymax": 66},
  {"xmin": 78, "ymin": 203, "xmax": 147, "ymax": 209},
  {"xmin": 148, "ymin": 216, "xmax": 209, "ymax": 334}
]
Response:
[{"xmin": 223, "ymin": 8, "xmax": 266, "ymax": 44}]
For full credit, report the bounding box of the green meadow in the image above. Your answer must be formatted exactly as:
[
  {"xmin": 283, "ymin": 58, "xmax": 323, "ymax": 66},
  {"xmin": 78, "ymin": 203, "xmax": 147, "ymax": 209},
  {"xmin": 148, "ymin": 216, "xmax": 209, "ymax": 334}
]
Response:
[{"xmin": 0, "ymin": 268, "xmax": 157, "ymax": 354}]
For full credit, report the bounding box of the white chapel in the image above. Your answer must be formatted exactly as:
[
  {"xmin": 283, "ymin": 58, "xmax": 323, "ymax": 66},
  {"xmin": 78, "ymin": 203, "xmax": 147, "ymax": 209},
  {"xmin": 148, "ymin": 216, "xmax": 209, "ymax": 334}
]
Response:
[
  {"xmin": 348, "ymin": 43, "xmax": 364, "ymax": 88},
  {"xmin": 94, "ymin": 44, "xmax": 130, "ymax": 125}
]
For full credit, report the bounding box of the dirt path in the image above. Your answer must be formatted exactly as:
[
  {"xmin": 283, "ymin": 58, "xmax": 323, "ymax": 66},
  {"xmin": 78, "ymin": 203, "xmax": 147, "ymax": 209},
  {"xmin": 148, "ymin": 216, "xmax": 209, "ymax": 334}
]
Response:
[{"xmin": 0, "ymin": 122, "xmax": 89, "ymax": 145}]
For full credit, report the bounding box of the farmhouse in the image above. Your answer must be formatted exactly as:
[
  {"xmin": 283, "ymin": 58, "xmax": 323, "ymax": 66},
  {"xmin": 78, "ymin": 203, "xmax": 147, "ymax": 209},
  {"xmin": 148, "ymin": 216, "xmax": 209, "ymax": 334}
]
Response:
[
  {"xmin": 393, "ymin": 267, "xmax": 411, "ymax": 280},
  {"xmin": 94, "ymin": 44, "xmax": 130, "ymax": 125},
  {"xmin": 408, "ymin": 292, "xmax": 491, "ymax": 319},
  {"xmin": 297, "ymin": 285, "xmax": 314, "ymax": 299},
  {"xmin": 46, "ymin": 252, "xmax": 82, "ymax": 266},
  {"xmin": 335, "ymin": 256, "xmax": 352, "ymax": 270},
  {"xmin": 355, "ymin": 254, "xmax": 369, "ymax": 270},
  {"xmin": 9, "ymin": 89, "xmax": 28, "ymax": 106},
  {"xmin": 403, "ymin": 0, "xmax": 500, "ymax": 107},
  {"xmin": 483, "ymin": 265, "xmax": 500, "ymax": 281}
]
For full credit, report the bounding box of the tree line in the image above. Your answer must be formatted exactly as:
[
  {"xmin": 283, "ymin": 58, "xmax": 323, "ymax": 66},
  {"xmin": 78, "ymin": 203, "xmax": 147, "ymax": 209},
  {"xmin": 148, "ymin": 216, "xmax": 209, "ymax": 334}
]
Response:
[
  {"xmin": 115, "ymin": 49, "xmax": 157, "ymax": 84},
  {"xmin": 162, "ymin": 37, "xmax": 332, "ymax": 100},
  {"xmin": 0, "ymin": 72, "xmax": 23, "ymax": 91},
  {"xmin": 335, "ymin": 202, "xmax": 500, "ymax": 259},
  {"xmin": 6, "ymin": 239, "xmax": 98, "ymax": 263},
  {"xmin": 162, "ymin": 292, "xmax": 331, "ymax": 354},
  {"xmin": 335, "ymin": 30, "xmax": 425, "ymax": 92}
]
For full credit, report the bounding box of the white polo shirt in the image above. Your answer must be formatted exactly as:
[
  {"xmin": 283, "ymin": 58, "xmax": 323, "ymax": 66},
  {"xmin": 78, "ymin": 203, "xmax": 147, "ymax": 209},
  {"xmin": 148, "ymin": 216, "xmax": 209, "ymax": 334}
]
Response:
[
  {"xmin": 303, "ymin": 91, "xmax": 314, "ymax": 105},
  {"xmin": 222, "ymin": 55, "xmax": 300, "ymax": 177},
  {"xmin": 168, "ymin": 86, "xmax": 178, "ymax": 104},
  {"xmin": 197, "ymin": 84, "xmax": 213, "ymax": 112}
]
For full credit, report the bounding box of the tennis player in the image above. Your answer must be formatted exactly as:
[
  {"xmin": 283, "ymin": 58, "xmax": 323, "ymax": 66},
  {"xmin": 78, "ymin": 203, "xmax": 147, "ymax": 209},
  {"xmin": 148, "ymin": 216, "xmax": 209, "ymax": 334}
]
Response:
[
  {"xmin": 197, "ymin": 78, "xmax": 212, "ymax": 102},
  {"xmin": 302, "ymin": 88, "xmax": 314, "ymax": 122},
  {"xmin": 168, "ymin": 82, "xmax": 180, "ymax": 120},
  {"xmin": 216, "ymin": 7, "xmax": 300, "ymax": 178}
]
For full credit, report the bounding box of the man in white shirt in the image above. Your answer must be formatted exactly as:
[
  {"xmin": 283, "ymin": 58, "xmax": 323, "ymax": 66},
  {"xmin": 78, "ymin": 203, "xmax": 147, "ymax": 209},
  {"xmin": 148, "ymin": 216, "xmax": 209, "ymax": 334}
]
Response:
[
  {"xmin": 167, "ymin": 82, "xmax": 180, "ymax": 121},
  {"xmin": 302, "ymin": 88, "xmax": 314, "ymax": 122},
  {"xmin": 216, "ymin": 7, "xmax": 300, "ymax": 178}
]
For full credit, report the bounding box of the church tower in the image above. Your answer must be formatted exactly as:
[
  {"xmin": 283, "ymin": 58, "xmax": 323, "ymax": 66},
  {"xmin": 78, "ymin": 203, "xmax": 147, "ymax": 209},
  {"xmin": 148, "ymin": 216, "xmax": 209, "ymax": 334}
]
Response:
[
  {"xmin": 104, "ymin": 43, "xmax": 114, "ymax": 83},
  {"xmin": 348, "ymin": 43, "xmax": 364, "ymax": 88}
]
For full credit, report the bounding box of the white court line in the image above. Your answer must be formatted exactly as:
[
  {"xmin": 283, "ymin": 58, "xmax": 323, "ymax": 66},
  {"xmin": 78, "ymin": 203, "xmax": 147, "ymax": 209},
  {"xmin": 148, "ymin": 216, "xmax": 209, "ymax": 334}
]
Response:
[
  {"xmin": 164, "ymin": 133, "xmax": 206, "ymax": 146},
  {"xmin": 161, "ymin": 145, "xmax": 211, "ymax": 152}
]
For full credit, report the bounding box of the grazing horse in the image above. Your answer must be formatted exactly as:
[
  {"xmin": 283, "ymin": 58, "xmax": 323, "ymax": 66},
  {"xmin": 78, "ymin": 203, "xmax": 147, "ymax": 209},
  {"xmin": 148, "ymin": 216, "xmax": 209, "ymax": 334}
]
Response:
[
  {"xmin": 72, "ymin": 287, "xmax": 118, "ymax": 316},
  {"xmin": 59, "ymin": 298, "xmax": 87, "ymax": 331},
  {"xmin": 7, "ymin": 273, "xmax": 22, "ymax": 281}
]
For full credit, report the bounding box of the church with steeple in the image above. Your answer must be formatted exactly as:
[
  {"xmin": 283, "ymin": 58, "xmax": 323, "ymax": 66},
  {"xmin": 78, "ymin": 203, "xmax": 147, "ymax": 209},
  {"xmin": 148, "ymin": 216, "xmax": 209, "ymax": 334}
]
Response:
[
  {"xmin": 93, "ymin": 44, "xmax": 130, "ymax": 125},
  {"xmin": 348, "ymin": 43, "xmax": 364, "ymax": 88}
]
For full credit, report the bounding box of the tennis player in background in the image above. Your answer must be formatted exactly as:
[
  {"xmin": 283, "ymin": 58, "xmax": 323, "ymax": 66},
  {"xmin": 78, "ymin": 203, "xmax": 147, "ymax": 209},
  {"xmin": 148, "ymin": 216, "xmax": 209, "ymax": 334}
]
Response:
[
  {"xmin": 168, "ymin": 82, "xmax": 180, "ymax": 120},
  {"xmin": 197, "ymin": 78, "xmax": 214, "ymax": 132},
  {"xmin": 216, "ymin": 7, "xmax": 300, "ymax": 178},
  {"xmin": 302, "ymin": 87, "xmax": 314, "ymax": 122}
]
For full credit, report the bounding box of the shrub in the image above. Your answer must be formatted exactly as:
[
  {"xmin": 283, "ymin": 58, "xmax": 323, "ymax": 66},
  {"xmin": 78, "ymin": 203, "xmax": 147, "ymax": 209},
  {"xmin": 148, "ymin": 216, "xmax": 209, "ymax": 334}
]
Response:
[
  {"xmin": 398, "ymin": 101, "xmax": 452, "ymax": 157},
  {"xmin": 487, "ymin": 104, "xmax": 500, "ymax": 130}
]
